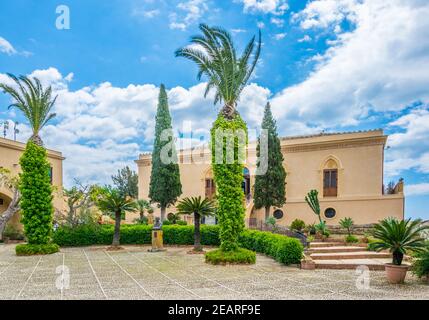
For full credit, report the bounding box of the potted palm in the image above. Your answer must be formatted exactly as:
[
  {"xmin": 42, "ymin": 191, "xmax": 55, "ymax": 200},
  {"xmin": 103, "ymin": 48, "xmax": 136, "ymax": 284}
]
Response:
[
  {"xmin": 176, "ymin": 196, "xmax": 216, "ymax": 253},
  {"xmin": 370, "ymin": 218, "xmax": 429, "ymax": 284}
]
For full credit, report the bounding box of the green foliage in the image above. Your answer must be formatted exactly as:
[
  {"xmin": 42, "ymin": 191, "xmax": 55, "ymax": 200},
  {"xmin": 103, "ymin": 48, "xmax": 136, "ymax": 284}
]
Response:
[
  {"xmin": 167, "ymin": 212, "xmax": 182, "ymax": 224},
  {"xmin": 205, "ymin": 248, "xmax": 256, "ymax": 265},
  {"xmin": 211, "ymin": 114, "xmax": 247, "ymax": 252},
  {"xmin": 254, "ymin": 103, "xmax": 286, "ymax": 215},
  {"xmin": 238, "ymin": 230, "xmax": 303, "ymax": 265},
  {"xmin": 15, "ymin": 243, "xmax": 59, "ymax": 256},
  {"xmin": 53, "ymin": 224, "xmax": 220, "ymax": 247},
  {"xmin": 0, "ymin": 74, "xmax": 57, "ymax": 145},
  {"xmin": 133, "ymin": 217, "xmax": 148, "ymax": 225},
  {"xmin": 112, "ymin": 166, "xmax": 139, "ymax": 199},
  {"xmin": 3, "ymin": 225, "xmax": 25, "ymax": 240},
  {"xmin": 149, "ymin": 84, "xmax": 182, "ymax": 215},
  {"xmin": 345, "ymin": 235, "xmax": 359, "ymax": 243},
  {"xmin": 290, "ymin": 219, "xmax": 306, "ymax": 232},
  {"xmin": 307, "ymin": 235, "xmax": 315, "ymax": 242},
  {"xmin": 315, "ymin": 221, "xmax": 330, "ymax": 237},
  {"xmin": 265, "ymin": 216, "xmax": 276, "ymax": 227},
  {"xmin": 339, "ymin": 217, "xmax": 354, "ymax": 236},
  {"xmin": 175, "ymin": 24, "xmax": 261, "ymax": 118},
  {"xmin": 176, "ymin": 220, "xmax": 187, "ymax": 226},
  {"xmin": 369, "ymin": 218, "xmax": 429, "ymax": 265},
  {"xmin": 412, "ymin": 246, "xmax": 429, "ymax": 278},
  {"xmin": 305, "ymin": 190, "xmax": 321, "ymax": 223},
  {"xmin": 305, "ymin": 223, "xmax": 317, "ymax": 235},
  {"xmin": 162, "ymin": 220, "xmax": 172, "ymax": 225},
  {"xmin": 19, "ymin": 141, "xmax": 54, "ymax": 245}
]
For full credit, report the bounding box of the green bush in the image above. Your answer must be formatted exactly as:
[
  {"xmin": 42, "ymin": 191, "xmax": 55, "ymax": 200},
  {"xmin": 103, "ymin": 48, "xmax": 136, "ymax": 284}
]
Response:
[
  {"xmin": 345, "ymin": 235, "xmax": 359, "ymax": 243},
  {"xmin": 205, "ymin": 248, "xmax": 256, "ymax": 265},
  {"xmin": 176, "ymin": 220, "xmax": 187, "ymax": 226},
  {"xmin": 238, "ymin": 230, "xmax": 303, "ymax": 265},
  {"xmin": 412, "ymin": 246, "xmax": 429, "ymax": 279},
  {"xmin": 53, "ymin": 224, "xmax": 220, "ymax": 247},
  {"xmin": 19, "ymin": 142, "xmax": 54, "ymax": 245},
  {"xmin": 211, "ymin": 114, "xmax": 247, "ymax": 252},
  {"xmin": 290, "ymin": 219, "xmax": 306, "ymax": 232},
  {"xmin": 162, "ymin": 220, "xmax": 172, "ymax": 225},
  {"xmin": 15, "ymin": 243, "xmax": 59, "ymax": 256}
]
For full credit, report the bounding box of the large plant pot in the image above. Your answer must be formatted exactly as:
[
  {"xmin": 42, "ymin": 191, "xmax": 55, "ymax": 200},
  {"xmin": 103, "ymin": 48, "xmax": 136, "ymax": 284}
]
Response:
[{"xmin": 385, "ymin": 264, "xmax": 409, "ymax": 284}]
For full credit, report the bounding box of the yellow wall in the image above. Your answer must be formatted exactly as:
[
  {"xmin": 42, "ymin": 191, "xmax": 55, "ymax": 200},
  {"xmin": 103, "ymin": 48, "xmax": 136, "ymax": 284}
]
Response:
[
  {"xmin": 0, "ymin": 137, "xmax": 65, "ymax": 230},
  {"xmin": 136, "ymin": 130, "xmax": 404, "ymax": 226}
]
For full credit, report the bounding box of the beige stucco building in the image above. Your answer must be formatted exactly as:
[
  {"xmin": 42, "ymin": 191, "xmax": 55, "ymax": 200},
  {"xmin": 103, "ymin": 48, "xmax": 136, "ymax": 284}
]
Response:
[
  {"xmin": 136, "ymin": 130, "xmax": 404, "ymax": 227},
  {"xmin": 0, "ymin": 137, "xmax": 64, "ymax": 231}
]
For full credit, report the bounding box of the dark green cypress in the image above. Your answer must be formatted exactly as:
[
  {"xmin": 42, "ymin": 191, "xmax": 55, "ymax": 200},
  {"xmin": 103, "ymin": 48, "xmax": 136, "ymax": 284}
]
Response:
[
  {"xmin": 149, "ymin": 84, "xmax": 182, "ymax": 221},
  {"xmin": 254, "ymin": 102, "xmax": 287, "ymax": 220}
]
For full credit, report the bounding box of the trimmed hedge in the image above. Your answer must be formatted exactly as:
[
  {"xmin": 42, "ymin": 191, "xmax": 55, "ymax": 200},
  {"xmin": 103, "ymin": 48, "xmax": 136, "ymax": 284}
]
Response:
[
  {"xmin": 53, "ymin": 224, "xmax": 303, "ymax": 265},
  {"xmin": 205, "ymin": 248, "xmax": 256, "ymax": 265},
  {"xmin": 53, "ymin": 224, "xmax": 220, "ymax": 247},
  {"xmin": 16, "ymin": 243, "xmax": 59, "ymax": 256},
  {"xmin": 238, "ymin": 230, "xmax": 303, "ymax": 265}
]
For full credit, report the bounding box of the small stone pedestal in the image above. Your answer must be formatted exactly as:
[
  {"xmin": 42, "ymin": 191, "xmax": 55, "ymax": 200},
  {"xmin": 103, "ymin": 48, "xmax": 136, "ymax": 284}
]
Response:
[{"xmin": 148, "ymin": 218, "xmax": 165, "ymax": 253}]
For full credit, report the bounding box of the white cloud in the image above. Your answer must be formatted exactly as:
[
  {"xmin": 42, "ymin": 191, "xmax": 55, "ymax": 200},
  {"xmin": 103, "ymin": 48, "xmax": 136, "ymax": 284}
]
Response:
[
  {"xmin": 0, "ymin": 37, "xmax": 17, "ymax": 55},
  {"xmin": 240, "ymin": 0, "xmax": 289, "ymax": 15},
  {"xmin": 271, "ymin": 0, "xmax": 429, "ymax": 132},
  {"xmin": 273, "ymin": 33, "xmax": 286, "ymax": 40},
  {"xmin": 298, "ymin": 35, "xmax": 312, "ymax": 43},
  {"xmin": 405, "ymin": 183, "xmax": 429, "ymax": 196},
  {"xmin": 169, "ymin": 0, "xmax": 208, "ymax": 31},
  {"xmin": 270, "ymin": 17, "xmax": 284, "ymax": 27}
]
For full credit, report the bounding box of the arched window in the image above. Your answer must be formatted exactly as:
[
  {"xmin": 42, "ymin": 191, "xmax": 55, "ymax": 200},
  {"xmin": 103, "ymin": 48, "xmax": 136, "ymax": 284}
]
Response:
[{"xmin": 323, "ymin": 158, "xmax": 339, "ymax": 197}]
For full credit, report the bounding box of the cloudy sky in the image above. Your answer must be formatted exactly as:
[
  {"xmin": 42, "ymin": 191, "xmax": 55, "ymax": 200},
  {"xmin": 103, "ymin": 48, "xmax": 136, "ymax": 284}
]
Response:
[{"xmin": 0, "ymin": 0, "xmax": 428, "ymax": 219}]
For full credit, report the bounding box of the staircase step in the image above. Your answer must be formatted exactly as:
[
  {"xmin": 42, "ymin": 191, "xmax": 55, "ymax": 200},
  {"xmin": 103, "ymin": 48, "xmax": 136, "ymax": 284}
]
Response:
[
  {"xmin": 314, "ymin": 259, "xmax": 391, "ymax": 271},
  {"xmin": 310, "ymin": 251, "xmax": 391, "ymax": 260},
  {"xmin": 309, "ymin": 242, "xmax": 345, "ymax": 248},
  {"xmin": 308, "ymin": 246, "xmax": 365, "ymax": 254}
]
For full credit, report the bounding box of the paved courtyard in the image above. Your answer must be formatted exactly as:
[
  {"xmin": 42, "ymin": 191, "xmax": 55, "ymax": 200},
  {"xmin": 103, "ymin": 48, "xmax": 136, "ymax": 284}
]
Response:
[{"xmin": 0, "ymin": 244, "xmax": 428, "ymax": 300}]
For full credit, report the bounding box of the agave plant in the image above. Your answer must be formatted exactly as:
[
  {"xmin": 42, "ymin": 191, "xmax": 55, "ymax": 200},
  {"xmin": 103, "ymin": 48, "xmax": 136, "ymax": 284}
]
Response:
[
  {"xmin": 370, "ymin": 218, "xmax": 429, "ymax": 265},
  {"xmin": 0, "ymin": 74, "xmax": 57, "ymax": 146},
  {"xmin": 339, "ymin": 217, "xmax": 354, "ymax": 237}
]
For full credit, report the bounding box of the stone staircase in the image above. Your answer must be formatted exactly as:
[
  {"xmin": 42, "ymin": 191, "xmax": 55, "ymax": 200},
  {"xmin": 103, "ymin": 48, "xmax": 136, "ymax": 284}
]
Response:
[{"xmin": 308, "ymin": 242, "xmax": 393, "ymax": 271}]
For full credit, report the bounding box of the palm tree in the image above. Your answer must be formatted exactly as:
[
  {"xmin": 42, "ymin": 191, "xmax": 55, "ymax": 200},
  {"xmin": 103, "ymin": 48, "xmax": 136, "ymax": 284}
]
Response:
[
  {"xmin": 176, "ymin": 196, "xmax": 216, "ymax": 252},
  {"xmin": 135, "ymin": 199, "xmax": 153, "ymax": 221},
  {"xmin": 175, "ymin": 23, "xmax": 261, "ymax": 119},
  {"xmin": 97, "ymin": 187, "xmax": 136, "ymax": 247},
  {"xmin": 339, "ymin": 217, "xmax": 354, "ymax": 237},
  {"xmin": 370, "ymin": 218, "xmax": 429, "ymax": 265},
  {"xmin": 176, "ymin": 24, "xmax": 261, "ymax": 253},
  {"xmin": 0, "ymin": 74, "xmax": 57, "ymax": 146}
]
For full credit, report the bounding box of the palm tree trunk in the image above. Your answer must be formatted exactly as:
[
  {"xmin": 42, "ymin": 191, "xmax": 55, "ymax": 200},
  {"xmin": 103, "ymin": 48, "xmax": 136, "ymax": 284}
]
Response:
[
  {"xmin": 221, "ymin": 104, "xmax": 236, "ymax": 120},
  {"xmin": 139, "ymin": 211, "xmax": 144, "ymax": 220},
  {"xmin": 160, "ymin": 206, "xmax": 166, "ymax": 222},
  {"xmin": 194, "ymin": 212, "xmax": 202, "ymax": 251},
  {"xmin": 264, "ymin": 206, "xmax": 270, "ymax": 220},
  {"xmin": 393, "ymin": 250, "xmax": 404, "ymax": 265},
  {"xmin": 112, "ymin": 211, "xmax": 121, "ymax": 247},
  {"xmin": 30, "ymin": 134, "xmax": 44, "ymax": 147}
]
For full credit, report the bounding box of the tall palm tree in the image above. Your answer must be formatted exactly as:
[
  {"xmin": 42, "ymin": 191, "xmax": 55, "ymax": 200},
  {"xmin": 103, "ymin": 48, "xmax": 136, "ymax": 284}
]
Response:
[
  {"xmin": 0, "ymin": 73, "xmax": 57, "ymax": 146},
  {"xmin": 175, "ymin": 23, "xmax": 261, "ymax": 119},
  {"xmin": 97, "ymin": 187, "xmax": 136, "ymax": 247},
  {"xmin": 176, "ymin": 196, "xmax": 216, "ymax": 252}
]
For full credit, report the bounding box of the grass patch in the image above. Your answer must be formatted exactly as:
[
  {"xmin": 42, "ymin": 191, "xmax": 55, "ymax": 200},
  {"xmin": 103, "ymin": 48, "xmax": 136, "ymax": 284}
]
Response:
[
  {"xmin": 205, "ymin": 248, "xmax": 256, "ymax": 265},
  {"xmin": 15, "ymin": 243, "xmax": 60, "ymax": 256}
]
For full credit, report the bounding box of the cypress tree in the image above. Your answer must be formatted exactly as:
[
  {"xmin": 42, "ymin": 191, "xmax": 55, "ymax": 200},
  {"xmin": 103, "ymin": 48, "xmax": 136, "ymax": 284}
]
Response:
[
  {"xmin": 254, "ymin": 102, "xmax": 286, "ymax": 219},
  {"xmin": 149, "ymin": 84, "xmax": 182, "ymax": 221}
]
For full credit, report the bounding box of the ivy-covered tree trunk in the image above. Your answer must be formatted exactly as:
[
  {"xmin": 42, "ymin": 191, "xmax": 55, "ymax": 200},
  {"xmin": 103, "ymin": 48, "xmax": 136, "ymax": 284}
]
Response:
[
  {"xmin": 112, "ymin": 211, "xmax": 121, "ymax": 247},
  {"xmin": 19, "ymin": 141, "xmax": 54, "ymax": 245},
  {"xmin": 194, "ymin": 212, "xmax": 202, "ymax": 251},
  {"xmin": 149, "ymin": 84, "xmax": 182, "ymax": 221},
  {"xmin": 254, "ymin": 103, "xmax": 286, "ymax": 220},
  {"xmin": 211, "ymin": 114, "xmax": 247, "ymax": 252}
]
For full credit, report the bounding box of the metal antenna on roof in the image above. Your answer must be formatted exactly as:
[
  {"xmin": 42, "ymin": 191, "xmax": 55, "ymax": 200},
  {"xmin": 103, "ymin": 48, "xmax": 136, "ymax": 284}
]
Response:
[{"xmin": 14, "ymin": 121, "xmax": 19, "ymax": 141}]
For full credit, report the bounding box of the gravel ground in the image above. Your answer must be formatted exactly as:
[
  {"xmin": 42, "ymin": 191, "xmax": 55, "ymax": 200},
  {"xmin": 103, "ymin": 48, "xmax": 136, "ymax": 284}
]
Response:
[{"xmin": 0, "ymin": 244, "xmax": 427, "ymax": 300}]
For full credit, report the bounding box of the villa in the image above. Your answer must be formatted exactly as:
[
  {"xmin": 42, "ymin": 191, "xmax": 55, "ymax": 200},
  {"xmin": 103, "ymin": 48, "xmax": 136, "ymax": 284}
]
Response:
[
  {"xmin": 0, "ymin": 137, "xmax": 65, "ymax": 231},
  {"xmin": 136, "ymin": 129, "xmax": 404, "ymax": 227}
]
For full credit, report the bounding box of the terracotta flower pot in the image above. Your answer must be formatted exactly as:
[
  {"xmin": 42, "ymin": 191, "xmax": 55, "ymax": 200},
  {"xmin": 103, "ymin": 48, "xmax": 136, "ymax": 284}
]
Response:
[{"xmin": 385, "ymin": 264, "xmax": 409, "ymax": 284}]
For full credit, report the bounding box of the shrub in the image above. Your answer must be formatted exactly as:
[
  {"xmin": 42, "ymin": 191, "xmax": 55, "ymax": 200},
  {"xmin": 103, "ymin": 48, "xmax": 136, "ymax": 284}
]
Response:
[
  {"xmin": 238, "ymin": 230, "xmax": 303, "ymax": 265},
  {"xmin": 345, "ymin": 235, "xmax": 359, "ymax": 243},
  {"xmin": 305, "ymin": 223, "xmax": 316, "ymax": 235},
  {"xmin": 176, "ymin": 220, "xmax": 187, "ymax": 226},
  {"xmin": 211, "ymin": 114, "xmax": 247, "ymax": 252},
  {"xmin": 162, "ymin": 220, "xmax": 172, "ymax": 225},
  {"xmin": 290, "ymin": 219, "xmax": 305, "ymax": 232},
  {"xmin": 205, "ymin": 248, "xmax": 256, "ymax": 265},
  {"xmin": 53, "ymin": 224, "xmax": 220, "ymax": 247},
  {"xmin": 19, "ymin": 142, "xmax": 54, "ymax": 245},
  {"xmin": 307, "ymin": 235, "xmax": 315, "ymax": 242},
  {"xmin": 412, "ymin": 247, "xmax": 429, "ymax": 279},
  {"xmin": 16, "ymin": 243, "xmax": 59, "ymax": 256}
]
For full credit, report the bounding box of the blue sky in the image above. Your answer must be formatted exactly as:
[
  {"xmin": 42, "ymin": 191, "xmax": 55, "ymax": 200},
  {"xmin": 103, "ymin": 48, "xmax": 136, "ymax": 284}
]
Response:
[{"xmin": 1, "ymin": 0, "xmax": 428, "ymax": 220}]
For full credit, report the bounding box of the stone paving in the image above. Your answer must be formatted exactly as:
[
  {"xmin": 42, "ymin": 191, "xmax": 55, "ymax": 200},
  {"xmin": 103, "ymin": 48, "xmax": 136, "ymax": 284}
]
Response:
[{"xmin": 0, "ymin": 244, "xmax": 428, "ymax": 300}]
